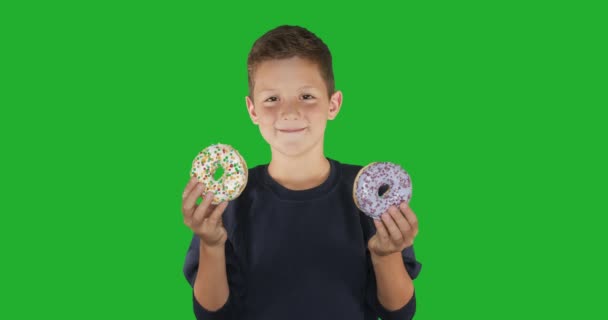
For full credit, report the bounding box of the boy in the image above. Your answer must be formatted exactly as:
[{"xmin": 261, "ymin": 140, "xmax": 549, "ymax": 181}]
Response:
[{"xmin": 181, "ymin": 25, "xmax": 422, "ymax": 320}]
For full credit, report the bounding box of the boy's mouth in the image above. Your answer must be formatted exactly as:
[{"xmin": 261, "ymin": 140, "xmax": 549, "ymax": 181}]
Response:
[{"xmin": 277, "ymin": 127, "xmax": 307, "ymax": 133}]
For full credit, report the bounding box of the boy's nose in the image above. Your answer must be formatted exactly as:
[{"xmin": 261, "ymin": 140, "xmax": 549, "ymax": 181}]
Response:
[{"xmin": 280, "ymin": 104, "xmax": 301, "ymax": 120}]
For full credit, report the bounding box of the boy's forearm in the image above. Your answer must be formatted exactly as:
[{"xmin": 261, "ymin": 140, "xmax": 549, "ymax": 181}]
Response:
[
  {"xmin": 371, "ymin": 251, "xmax": 414, "ymax": 310},
  {"xmin": 194, "ymin": 240, "xmax": 229, "ymax": 311}
]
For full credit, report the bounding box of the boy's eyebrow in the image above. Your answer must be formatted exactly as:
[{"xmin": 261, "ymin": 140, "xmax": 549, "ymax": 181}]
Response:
[{"xmin": 258, "ymin": 86, "xmax": 319, "ymax": 94}]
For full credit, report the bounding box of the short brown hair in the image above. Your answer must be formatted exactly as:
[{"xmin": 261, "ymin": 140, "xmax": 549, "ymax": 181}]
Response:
[{"xmin": 247, "ymin": 25, "xmax": 335, "ymax": 100}]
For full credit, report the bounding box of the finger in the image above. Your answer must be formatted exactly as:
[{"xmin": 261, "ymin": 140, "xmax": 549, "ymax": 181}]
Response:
[
  {"xmin": 373, "ymin": 219, "xmax": 390, "ymax": 242},
  {"xmin": 182, "ymin": 176, "xmax": 199, "ymax": 200},
  {"xmin": 399, "ymin": 202, "xmax": 419, "ymax": 237},
  {"xmin": 183, "ymin": 183, "xmax": 205, "ymax": 219},
  {"xmin": 192, "ymin": 192, "xmax": 216, "ymax": 224},
  {"xmin": 390, "ymin": 204, "xmax": 412, "ymax": 236},
  {"xmin": 206, "ymin": 201, "xmax": 229, "ymax": 226},
  {"xmin": 382, "ymin": 208, "xmax": 403, "ymax": 242}
]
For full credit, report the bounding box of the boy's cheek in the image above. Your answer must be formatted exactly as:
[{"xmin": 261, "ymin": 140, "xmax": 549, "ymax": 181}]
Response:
[
  {"xmin": 257, "ymin": 109, "xmax": 278, "ymax": 119},
  {"xmin": 257, "ymin": 117, "xmax": 276, "ymax": 126}
]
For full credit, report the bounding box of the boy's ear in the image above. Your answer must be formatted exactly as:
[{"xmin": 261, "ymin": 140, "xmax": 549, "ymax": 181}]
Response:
[
  {"xmin": 245, "ymin": 96, "xmax": 259, "ymax": 125},
  {"xmin": 328, "ymin": 90, "xmax": 343, "ymax": 120}
]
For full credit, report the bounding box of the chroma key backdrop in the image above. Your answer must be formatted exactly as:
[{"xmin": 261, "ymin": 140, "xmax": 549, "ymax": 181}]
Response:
[{"xmin": 1, "ymin": 1, "xmax": 605, "ymax": 319}]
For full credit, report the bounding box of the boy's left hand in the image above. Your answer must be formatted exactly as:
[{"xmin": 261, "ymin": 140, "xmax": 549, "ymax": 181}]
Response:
[{"xmin": 368, "ymin": 201, "xmax": 419, "ymax": 257}]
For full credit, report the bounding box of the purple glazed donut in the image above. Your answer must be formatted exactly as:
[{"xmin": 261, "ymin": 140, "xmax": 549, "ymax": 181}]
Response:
[{"xmin": 353, "ymin": 162, "xmax": 413, "ymax": 219}]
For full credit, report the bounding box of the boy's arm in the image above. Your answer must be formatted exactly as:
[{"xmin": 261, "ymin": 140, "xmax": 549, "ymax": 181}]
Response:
[
  {"xmin": 372, "ymin": 250, "xmax": 415, "ymax": 316},
  {"xmin": 367, "ymin": 245, "xmax": 421, "ymax": 320},
  {"xmin": 194, "ymin": 241, "xmax": 230, "ymax": 312},
  {"xmin": 184, "ymin": 235, "xmax": 242, "ymax": 320}
]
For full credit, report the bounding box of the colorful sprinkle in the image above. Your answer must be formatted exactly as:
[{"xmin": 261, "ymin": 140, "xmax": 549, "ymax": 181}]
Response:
[
  {"xmin": 354, "ymin": 162, "xmax": 413, "ymax": 219},
  {"xmin": 190, "ymin": 143, "xmax": 248, "ymax": 204}
]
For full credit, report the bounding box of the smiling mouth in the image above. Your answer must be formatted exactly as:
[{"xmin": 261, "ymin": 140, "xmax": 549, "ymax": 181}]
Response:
[{"xmin": 278, "ymin": 128, "xmax": 306, "ymax": 133}]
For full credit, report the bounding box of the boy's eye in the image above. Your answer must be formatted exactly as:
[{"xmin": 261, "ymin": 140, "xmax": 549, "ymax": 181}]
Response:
[{"xmin": 264, "ymin": 95, "xmax": 314, "ymax": 102}]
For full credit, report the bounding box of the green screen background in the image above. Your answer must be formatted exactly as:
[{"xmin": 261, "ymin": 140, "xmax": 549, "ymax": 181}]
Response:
[{"xmin": 1, "ymin": 0, "xmax": 606, "ymax": 319}]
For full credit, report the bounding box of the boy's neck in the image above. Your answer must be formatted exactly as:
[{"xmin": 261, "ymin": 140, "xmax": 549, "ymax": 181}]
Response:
[{"xmin": 267, "ymin": 150, "xmax": 331, "ymax": 191}]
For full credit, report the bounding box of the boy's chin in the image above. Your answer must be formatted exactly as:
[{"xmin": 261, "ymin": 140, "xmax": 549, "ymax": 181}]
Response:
[{"xmin": 270, "ymin": 142, "xmax": 315, "ymax": 158}]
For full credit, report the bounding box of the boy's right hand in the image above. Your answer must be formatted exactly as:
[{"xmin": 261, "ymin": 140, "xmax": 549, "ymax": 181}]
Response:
[{"xmin": 182, "ymin": 176, "xmax": 229, "ymax": 249}]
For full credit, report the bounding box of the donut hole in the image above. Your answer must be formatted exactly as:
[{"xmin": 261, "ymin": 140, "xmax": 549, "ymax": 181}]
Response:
[
  {"xmin": 213, "ymin": 165, "xmax": 225, "ymax": 181},
  {"xmin": 378, "ymin": 184, "xmax": 390, "ymax": 198}
]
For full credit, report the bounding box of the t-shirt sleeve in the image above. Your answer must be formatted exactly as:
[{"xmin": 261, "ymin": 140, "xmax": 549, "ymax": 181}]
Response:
[{"xmin": 183, "ymin": 234, "xmax": 245, "ymax": 320}]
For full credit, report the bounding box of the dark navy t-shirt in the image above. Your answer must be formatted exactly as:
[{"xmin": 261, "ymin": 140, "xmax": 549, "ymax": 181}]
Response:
[{"xmin": 183, "ymin": 158, "xmax": 422, "ymax": 320}]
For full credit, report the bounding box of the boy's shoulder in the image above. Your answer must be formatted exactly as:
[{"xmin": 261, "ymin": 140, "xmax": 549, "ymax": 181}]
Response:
[{"xmin": 334, "ymin": 159, "xmax": 364, "ymax": 179}]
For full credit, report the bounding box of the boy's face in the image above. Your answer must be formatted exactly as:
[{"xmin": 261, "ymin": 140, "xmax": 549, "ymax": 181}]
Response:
[{"xmin": 246, "ymin": 56, "xmax": 343, "ymax": 158}]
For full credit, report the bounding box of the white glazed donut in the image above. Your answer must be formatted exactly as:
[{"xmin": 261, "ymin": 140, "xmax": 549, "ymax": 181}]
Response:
[
  {"xmin": 190, "ymin": 143, "xmax": 248, "ymax": 205},
  {"xmin": 353, "ymin": 162, "xmax": 413, "ymax": 219}
]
